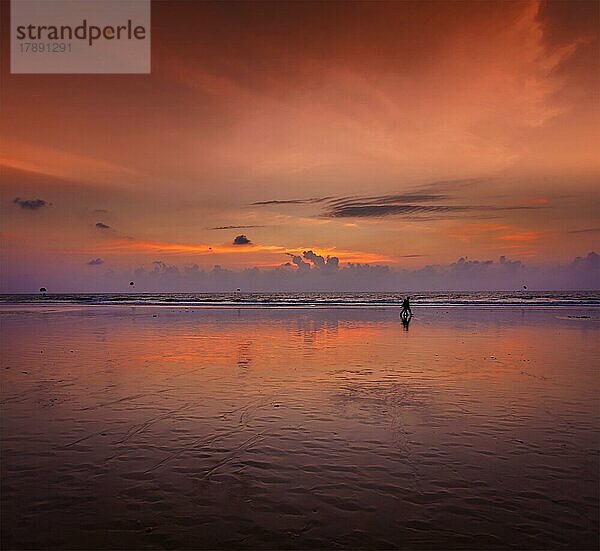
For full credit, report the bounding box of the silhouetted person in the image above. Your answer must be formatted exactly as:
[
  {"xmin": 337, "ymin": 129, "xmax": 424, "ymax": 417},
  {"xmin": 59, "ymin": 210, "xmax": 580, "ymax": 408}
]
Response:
[{"xmin": 401, "ymin": 296, "xmax": 412, "ymax": 320}]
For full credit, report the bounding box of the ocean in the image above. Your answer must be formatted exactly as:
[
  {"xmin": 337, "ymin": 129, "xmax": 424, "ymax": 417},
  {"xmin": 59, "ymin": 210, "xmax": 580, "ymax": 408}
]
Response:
[{"xmin": 1, "ymin": 290, "xmax": 599, "ymax": 307}]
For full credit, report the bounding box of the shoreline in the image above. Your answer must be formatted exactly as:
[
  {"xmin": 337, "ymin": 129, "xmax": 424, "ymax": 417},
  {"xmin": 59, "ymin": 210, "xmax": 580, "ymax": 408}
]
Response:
[{"xmin": 1, "ymin": 302, "xmax": 600, "ymax": 311}]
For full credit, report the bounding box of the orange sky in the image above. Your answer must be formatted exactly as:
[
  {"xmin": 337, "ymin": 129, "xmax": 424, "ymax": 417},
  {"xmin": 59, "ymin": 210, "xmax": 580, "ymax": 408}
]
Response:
[{"xmin": 1, "ymin": 0, "xmax": 598, "ymax": 291}]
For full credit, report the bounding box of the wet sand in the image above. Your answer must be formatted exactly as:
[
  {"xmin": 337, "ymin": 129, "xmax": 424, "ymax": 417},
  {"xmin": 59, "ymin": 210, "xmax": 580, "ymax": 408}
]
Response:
[{"xmin": 1, "ymin": 306, "xmax": 598, "ymax": 549}]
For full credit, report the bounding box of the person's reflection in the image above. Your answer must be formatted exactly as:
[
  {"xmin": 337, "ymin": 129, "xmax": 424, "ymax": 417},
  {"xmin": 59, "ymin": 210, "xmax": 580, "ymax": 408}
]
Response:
[
  {"xmin": 237, "ymin": 341, "xmax": 253, "ymax": 369},
  {"xmin": 401, "ymin": 315, "xmax": 411, "ymax": 331}
]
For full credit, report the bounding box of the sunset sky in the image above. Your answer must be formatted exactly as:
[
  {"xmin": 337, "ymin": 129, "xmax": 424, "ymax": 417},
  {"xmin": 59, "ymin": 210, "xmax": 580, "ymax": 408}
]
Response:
[{"xmin": 1, "ymin": 0, "xmax": 598, "ymax": 291}]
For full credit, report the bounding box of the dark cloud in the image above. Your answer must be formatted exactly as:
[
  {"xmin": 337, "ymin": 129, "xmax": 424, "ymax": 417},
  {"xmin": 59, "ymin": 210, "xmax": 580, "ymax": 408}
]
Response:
[
  {"xmin": 251, "ymin": 182, "xmax": 478, "ymax": 210},
  {"xmin": 209, "ymin": 225, "xmax": 265, "ymax": 230},
  {"xmin": 252, "ymin": 197, "xmax": 332, "ymax": 205},
  {"xmin": 281, "ymin": 251, "xmax": 340, "ymax": 272},
  {"xmin": 150, "ymin": 261, "xmax": 180, "ymax": 274},
  {"xmin": 251, "ymin": 182, "xmax": 543, "ymax": 220},
  {"xmin": 251, "ymin": 192, "xmax": 462, "ymax": 218},
  {"xmin": 323, "ymin": 197, "xmax": 541, "ymax": 219},
  {"xmin": 13, "ymin": 197, "xmax": 48, "ymax": 210},
  {"xmin": 326, "ymin": 194, "xmax": 447, "ymax": 208},
  {"xmin": 233, "ymin": 234, "xmax": 252, "ymax": 245},
  {"xmin": 568, "ymin": 227, "xmax": 600, "ymax": 234},
  {"xmin": 326, "ymin": 204, "xmax": 466, "ymax": 218},
  {"xmin": 451, "ymin": 257, "xmax": 495, "ymax": 271},
  {"xmin": 284, "ymin": 253, "xmax": 310, "ymax": 272},
  {"xmin": 87, "ymin": 258, "xmax": 104, "ymax": 266},
  {"xmin": 95, "ymin": 222, "xmax": 110, "ymax": 229},
  {"xmin": 302, "ymin": 250, "xmax": 326, "ymax": 267},
  {"xmin": 303, "ymin": 250, "xmax": 339, "ymax": 271}
]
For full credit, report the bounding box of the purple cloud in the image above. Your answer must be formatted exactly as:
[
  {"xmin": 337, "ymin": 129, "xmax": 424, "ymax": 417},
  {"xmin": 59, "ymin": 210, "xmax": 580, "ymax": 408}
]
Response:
[
  {"xmin": 13, "ymin": 197, "xmax": 48, "ymax": 210},
  {"xmin": 233, "ymin": 235, "xmax": 251, "ymax": 245}
]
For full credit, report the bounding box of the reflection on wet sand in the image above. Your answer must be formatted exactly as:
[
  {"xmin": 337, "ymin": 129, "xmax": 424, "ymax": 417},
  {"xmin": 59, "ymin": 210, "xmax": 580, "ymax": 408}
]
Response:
[{"xmin": 1, "ymin": 306, "xmax": 598, "ymax": 549}]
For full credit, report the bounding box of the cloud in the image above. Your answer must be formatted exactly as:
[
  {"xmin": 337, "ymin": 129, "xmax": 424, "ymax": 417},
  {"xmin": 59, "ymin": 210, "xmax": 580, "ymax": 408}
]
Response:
[
  {"xmin": 116, "ymin": 252, "xmax": 600, "ymax": 291},
  {"xmin": 323, "ymin": 196, "xmax": 542, "ymax": 219},
  {"xmin": 303, "ymin": 250, "xmax": 339, "ymax": 271},
  {"xmin": 282, "ymin": 251, "xmax": 340, "ymax": 272},
  {"xmin": 302, "ymin": 250, "xmax": 326, "ymax": 267},
  {"xmin": 499, "ymin": 255, "xmax": 523, "ymax": 269},
  {"xmin": 326, "ymin": 194, "xmax": 448, "ymax": 208},
  {"xmin": 571, "ymin": 251, "xmax": 600, "ymax": 269},
  {"xmin": 9, "ymin": 251, "xmax": 597, "ymax": 293},
  {"xmin": 286, "ymin": 253, "xmax": 311, "ymax": 272},
  {"xmin": 95, "ymin": 222, "xmax": 111, "ymax": 229},
  {"xmin": 12, "ymin": 197, "xmax": 49, "ymax": 210},
  {"xmin": 568, "ymin": 227, "xmax": 600, "ymax": 234},
  {"xmin": 322, "ymin": 194, "xmax": 456, "ymax": 218},
  {"xmin": 326, "ymin": 204, "xmax": 466, "ymax": 218},
  {"xmin": 209, "ymin": 225, "xmax": 265, "ymax": 230},
  {"xmin": 250, "ymin": 193, "xmax": 457, "ymax": 218},
  {"xmin": 149, "ymin": 261, "xmax": 180, "ymax": 274},
  {"xmin": 252, "ymin": 197, "xmax": 332, "ymax": 205},
  {"xmin": 87, "ymin": 258, "xmax": 104, "ymax": 266},
  {"xmin": 251, "ymin": 191, "xmax": 543, "ymax": 220},
  {"xmin": 233, "ymin": 234, "xmax": 252, "ymax": 245}
]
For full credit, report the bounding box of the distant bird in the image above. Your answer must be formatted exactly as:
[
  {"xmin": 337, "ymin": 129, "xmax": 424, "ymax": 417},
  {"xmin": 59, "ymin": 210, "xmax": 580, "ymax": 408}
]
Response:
[
  {"xmin": 39, "ymin": 287, "xmax": 47, "ymax": 295},
  {"xmin": 129, "ymin": 281, "xmax": 135, "ymax": 286},
  {"xmin": 236, "ymin": 288, "xmax": 241, "ymax": 292},
  {"xmin": 523, "ymin": 285, "xmax": 527, "ymax": 289}
]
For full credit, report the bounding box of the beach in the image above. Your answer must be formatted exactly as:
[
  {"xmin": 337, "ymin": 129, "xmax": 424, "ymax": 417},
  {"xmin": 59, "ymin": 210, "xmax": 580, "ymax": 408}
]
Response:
[{"xmin": 1, "ymin": 304, "xmax": 598, "ymax": 549}]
